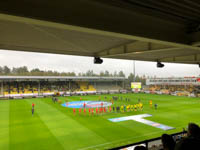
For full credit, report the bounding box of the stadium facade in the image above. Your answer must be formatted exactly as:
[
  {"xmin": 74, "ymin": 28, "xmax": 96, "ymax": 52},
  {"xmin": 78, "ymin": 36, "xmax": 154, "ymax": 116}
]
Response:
[
  {"xmin": 146, "ymin": 77, "xmax": 200, "ymax": 85},
  {"xmin": 0, "ymin": 76, "xmax": 126, "ymax": 98},
  {"xmin": 146, "ymin": 77, "xmax": 200, "ymax": 96}
]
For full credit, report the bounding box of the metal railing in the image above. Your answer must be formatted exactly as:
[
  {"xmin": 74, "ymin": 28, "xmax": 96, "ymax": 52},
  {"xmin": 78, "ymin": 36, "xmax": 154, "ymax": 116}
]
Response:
[{"xmin": 109, "ymin": 131, "xmax": 187, "ymax": 150}]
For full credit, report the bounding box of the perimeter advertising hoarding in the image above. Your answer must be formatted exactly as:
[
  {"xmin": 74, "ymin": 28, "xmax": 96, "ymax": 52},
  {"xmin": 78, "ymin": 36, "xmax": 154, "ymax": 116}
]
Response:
[{"xmin": 131, "ymin": 82, "xmax": 142, "ymax": 89}]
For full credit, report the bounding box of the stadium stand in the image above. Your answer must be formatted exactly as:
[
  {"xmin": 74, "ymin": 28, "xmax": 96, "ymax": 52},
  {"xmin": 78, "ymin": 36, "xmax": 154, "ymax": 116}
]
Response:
[
  {"xmin": 0, "ymin": 76, "xmax": 125, "ymax": 98},
  {"xmin": 77, "ymin": 82, "xmax": 96, "ymax": 92},
  {"xmin": 145, "ymin": 77, "xmax": 200, "ymax": 97},
  {"xmin": 95, "ymin": 82, "xmax": 123, "ymax": 91}
]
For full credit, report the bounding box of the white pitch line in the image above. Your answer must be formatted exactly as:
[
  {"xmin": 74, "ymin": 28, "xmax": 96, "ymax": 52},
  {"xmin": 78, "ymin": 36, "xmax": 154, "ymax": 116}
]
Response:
[
  {"xmin": 78, "ymin": 130, "xmax": 164, "ymax": 150},
  {"xmin": 78, "ymin": 124, "xmax": 186, "ymax": 150}
]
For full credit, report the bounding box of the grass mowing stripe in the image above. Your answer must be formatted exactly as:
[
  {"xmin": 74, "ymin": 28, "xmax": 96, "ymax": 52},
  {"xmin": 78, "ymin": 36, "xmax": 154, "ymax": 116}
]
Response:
[
  {"xmin": 44, "ymin": 98, "xmax": 142, "ymax": 149},
  {"xmin": 9, "ymin": 100, "xmax": 64, "ymax": 150},
  {"xmin": 4, "ymin": 93, "xmax": 200, "ymax": 150},
  {"xmin": 26, "ymin": 99, "xmax": 106, "ymax": 150},
  {"xmin": 0, "ymin": 100, "xmax": 9, "ymax": 150}
]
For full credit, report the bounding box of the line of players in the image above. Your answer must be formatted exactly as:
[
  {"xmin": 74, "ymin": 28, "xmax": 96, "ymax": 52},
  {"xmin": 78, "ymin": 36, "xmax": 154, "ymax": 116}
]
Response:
[{"xmin": 72, "ymin": 102, "xmax": 144, "ymax": 116}]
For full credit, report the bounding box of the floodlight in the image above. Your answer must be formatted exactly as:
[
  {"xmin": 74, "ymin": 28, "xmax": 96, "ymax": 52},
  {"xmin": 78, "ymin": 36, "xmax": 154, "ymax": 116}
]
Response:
[
  {"xmin": 157, "ymin": 61, "xmax": 164, "ymax": 68},
  {"xmin": 94, "ymin": 57, "xmax": 103, "ymax": 64}
]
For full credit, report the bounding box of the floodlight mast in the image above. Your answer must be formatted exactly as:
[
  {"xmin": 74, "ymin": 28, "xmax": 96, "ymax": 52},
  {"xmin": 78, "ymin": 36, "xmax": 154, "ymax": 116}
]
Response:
[{"xmin": 133, "ymin": 60, "xmax": 135, "ymax": 82}]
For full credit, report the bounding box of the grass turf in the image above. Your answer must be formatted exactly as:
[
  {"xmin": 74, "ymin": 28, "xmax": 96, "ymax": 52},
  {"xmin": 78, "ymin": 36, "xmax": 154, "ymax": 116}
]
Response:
[{"xmin": 0, "ymin": 93, "xmax": 200, "ymax": 150}]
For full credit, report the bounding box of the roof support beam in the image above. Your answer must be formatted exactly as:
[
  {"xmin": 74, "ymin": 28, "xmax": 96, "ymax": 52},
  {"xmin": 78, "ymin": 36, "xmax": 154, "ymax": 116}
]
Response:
[{"xmin": 99, "ymin": 44, "xmax": 180, "ymax": 58}]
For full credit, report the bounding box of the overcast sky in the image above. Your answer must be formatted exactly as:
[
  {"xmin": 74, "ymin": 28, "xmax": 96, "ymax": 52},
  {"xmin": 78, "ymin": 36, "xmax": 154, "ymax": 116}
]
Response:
[{"xmin": 0, "ymin": 49, "xmax": 199, "ymax": 77}]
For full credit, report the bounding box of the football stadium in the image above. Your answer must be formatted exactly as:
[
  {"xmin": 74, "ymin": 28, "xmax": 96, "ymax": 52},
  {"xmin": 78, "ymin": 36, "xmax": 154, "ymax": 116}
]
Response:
[
  {"xmin": 0, "ymin": 76, "xmax": 200, "ymax": 150},
  {"xmin": 1, "ymin": 1, "xmax": 200, "ymax": 150}
]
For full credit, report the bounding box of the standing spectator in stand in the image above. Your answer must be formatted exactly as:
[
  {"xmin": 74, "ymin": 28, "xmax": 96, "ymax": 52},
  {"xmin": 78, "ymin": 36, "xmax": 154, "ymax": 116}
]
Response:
[
  {"xmin": 175, "ymin": 123, "xmax": 200, "ymax": 150},
  {"xmin": 161, "ymin": 134, "xmax": 175, "ymax": 150},
  {"xmin": 134, "ymin": 146, "xmax": 147, "ymax": 150}
]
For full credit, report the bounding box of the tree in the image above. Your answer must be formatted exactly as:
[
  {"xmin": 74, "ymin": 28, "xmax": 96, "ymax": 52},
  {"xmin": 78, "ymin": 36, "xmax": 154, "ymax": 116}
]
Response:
[
  {"xmin": 3, "ymin": 66, "xmax": 11, "ymax": 75},
  {"xmin": 113, "ymin": 71, "xmax": 118, "ymax": 77},
  {"xmin": 0, "ymin": 66, "xmax": 4, "ymax": 75},
  {"xmin": 118, "ymin": 71, "xmax": 125, "ymax": 77},
  {"xmin": 128, "ymin": 73, "xmax": 134, "ymax": 82},
  {"xmin": 105, "ymin": 70, "xmax": 109, "ymax": 77},
  {"xmin": 100, "ymin": 71, "xmax": 105, "ymax": 76}
]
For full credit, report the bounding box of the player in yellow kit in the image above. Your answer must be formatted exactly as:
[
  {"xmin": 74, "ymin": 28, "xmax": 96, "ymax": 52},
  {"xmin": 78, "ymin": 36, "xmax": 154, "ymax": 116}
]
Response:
[
  {"xmin": 126, "ymin": 105, "xmax": 130, "ymax": 112},
  {"xmin": 139, "ymin": 103, "xmax": 143, "ymax": 110},
  {"xmin": 130, "ymin": 105, "xmax": 134, "ymax": 111},
  {"xmin": 120, "ymin": 105, "xmax": 124, "ymax": 113},
  {"xmin": 149, "ymin": 100, "xmax": 153, "ymax": 108},
  {"xmin": 134, "ymin": 104, "xmax": 137, "ymax": 111}
]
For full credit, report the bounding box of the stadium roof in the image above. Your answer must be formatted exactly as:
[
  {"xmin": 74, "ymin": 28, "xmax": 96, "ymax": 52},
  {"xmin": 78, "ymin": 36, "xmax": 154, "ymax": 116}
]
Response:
[
  {"xmin": 0, "ymin": 76, "xmax": 125, "ymax": 81},
  {"xmin": 1, "ymin": 1, "xmax": 200, "ymax": 64}
]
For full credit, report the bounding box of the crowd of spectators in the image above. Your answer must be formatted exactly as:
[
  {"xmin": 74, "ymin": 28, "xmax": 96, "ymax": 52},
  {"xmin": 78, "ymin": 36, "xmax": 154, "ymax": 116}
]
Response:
[{"xmin": 134, "ymin": 123, "xmax": 200, "ymax": 150}]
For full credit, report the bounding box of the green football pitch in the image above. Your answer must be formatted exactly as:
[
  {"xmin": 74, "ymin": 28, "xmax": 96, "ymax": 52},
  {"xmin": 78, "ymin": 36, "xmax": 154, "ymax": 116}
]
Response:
[{"xmin": 0, "ymin": 93, "xmax": 200, "ymax": 150}]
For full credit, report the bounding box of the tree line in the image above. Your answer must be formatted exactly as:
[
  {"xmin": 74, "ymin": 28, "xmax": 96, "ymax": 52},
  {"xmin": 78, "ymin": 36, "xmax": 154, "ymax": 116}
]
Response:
[{"xmin": 0, "ymin": 66, "xmax": 146, "ymax": 85}]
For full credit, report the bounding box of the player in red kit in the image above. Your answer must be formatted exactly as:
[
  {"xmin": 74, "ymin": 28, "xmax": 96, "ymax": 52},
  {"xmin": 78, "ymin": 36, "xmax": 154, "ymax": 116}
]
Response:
[
  {"xmin": 96, "ymin": 107, "xmax": 98, "ymax": 115},
  {"xmin": 84, "ymin": 108, "xmax": 86, "ymax": 115},
  {"xmin": 83, "ymin": 102, "xmax": 86, "ymax": 108},
  {"xmin": 73, "ymin": 108, "xmax": 76, "ymax": 115},
  {"xmin": 32, "ymin": 103, "xmax": 35, "ymax": 108},
  {"xmin": 88, "ymin": 108, "xmax": 91, "ymax": 115},
  {"xmin": 32, "ymin": 103, "xmax": 35, "ymax": 116},
  {"xmin": 109, "ymin": 106, "xmax": 112, "ymax": 112},
  {"xmin": 91, "ymin": 108, "xmax": 94, "ymax": 115},
  {"xmin": 79, "ymin": 108, "xmax": 81, "ymax": 115}
]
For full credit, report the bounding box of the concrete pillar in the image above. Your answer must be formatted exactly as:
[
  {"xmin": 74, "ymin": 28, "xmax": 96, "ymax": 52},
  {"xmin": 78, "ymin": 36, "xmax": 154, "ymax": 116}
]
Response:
[
  {"xmin": 38, "ymin": 81, "xmax": 40, "ymax": 95},
  {"xmin": 1, "ymin": 81, "xmax": 3, "ymax": 96},
  {"xmin": 69, "ymin": 81, "xmax": 71, "ymax": 91}
]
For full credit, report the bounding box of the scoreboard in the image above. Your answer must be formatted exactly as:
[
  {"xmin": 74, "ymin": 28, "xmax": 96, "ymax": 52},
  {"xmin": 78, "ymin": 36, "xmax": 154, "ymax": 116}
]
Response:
[{"xmin": 131, "ymin": 82, "xmax": 142, "ymax": 89}]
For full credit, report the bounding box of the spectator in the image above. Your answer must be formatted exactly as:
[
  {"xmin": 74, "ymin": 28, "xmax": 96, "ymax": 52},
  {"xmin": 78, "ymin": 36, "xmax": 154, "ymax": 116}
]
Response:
[
  {"xmin": 187, "ymin": 123, "xmax": 200, "ymax": 138},
  {"xmin": 175, "ymin": 123, "xmax": 200, "ymax": 150},
  {"xmin": 161, "ymin": 134, "xmax": 175, "ymax": 150},
  {"xmin": 134, "ymin": 145, "xmax": 147, "ymax": 150}
]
